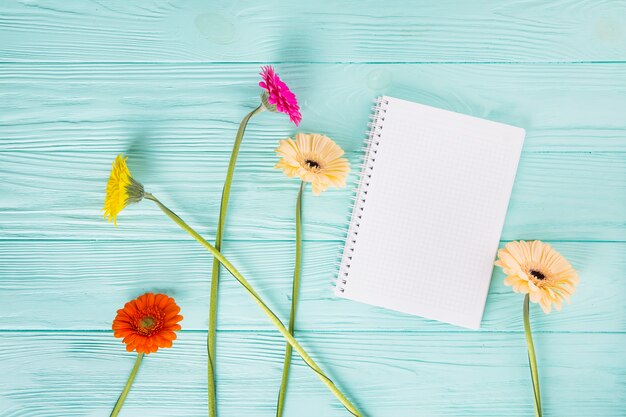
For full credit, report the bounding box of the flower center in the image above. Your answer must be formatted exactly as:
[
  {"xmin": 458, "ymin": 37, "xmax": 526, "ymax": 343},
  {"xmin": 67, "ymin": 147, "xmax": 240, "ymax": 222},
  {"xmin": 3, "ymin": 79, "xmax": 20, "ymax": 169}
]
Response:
[
  {"xmin": 305, "ymin": 159, "xmax": 321, "ymax": 170},
  {"xmin": 139, "ymin": 316, "xmax": 156, "ymax": 331},
  {"xmin": 529, "ymin": 269, "xmax": 546, "ymax": 280}
]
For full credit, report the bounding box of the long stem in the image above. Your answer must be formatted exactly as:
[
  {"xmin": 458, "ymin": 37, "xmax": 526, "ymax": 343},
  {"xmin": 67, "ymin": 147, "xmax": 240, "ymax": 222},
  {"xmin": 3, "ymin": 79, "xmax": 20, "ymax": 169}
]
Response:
[
  {"xmin": 524, "ymin": 294, "xmax": 542, "ymax": 417},
  {"xmin": 208, "ymin": 104, "xmax": 263, "ymax": 417},
  {"xmin": 110, "ymin": 353, "xmax": 144, "ymax": 417},
  {"xmin": 145, "ymin": 193, "xmax": 363, "ymax": 417},
  {"xmin": 276, "ymin": 181, "xmax": 305, "ymax": 417}
]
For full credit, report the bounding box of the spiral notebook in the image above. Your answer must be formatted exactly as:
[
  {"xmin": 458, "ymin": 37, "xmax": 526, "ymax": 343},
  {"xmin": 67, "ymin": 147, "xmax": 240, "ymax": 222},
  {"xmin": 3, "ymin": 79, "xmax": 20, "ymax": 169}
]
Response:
[{"xmin": 335, "ymin": 96, "xmax": 525, "ymax": 329}]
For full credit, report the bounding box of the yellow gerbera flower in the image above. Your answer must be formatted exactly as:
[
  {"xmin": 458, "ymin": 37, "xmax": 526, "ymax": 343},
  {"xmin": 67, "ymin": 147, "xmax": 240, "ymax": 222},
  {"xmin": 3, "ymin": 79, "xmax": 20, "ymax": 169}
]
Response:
[
  {"xmin": 495, "ymin": 240, "xmax": 579, "ymax": 314},
  {"xmin": 274, "ymin": 133, "xmax": 350, "ymax": 195},
  {"xmin": 103, "ymin": 154, "xmax": 145, "ymax": 225}
]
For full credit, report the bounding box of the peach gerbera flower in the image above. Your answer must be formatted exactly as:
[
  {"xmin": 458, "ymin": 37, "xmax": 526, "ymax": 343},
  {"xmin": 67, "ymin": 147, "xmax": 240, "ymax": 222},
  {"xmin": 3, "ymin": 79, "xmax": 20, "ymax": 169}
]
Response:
[
  {"xmin": 275, "ymin": 133, "xmax": 350, "ymax": 195},
  {"xmin": 112, "ymin": 293, "xmax": 183, "ymax": 354},
  {"xmin": 495, "ymin": 240, "xmax": 578, "ymax": 313},
  {"xmin": 259, "ymin": 65, "xmax": 301, "ymax": 126},
  {"xmin": 103, "ymin": 154, "xmax": 144, "ymax": 225}
]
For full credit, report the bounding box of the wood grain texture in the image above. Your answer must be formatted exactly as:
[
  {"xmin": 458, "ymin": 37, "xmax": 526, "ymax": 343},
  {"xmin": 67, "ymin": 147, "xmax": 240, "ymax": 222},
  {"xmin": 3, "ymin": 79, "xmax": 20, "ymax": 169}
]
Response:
[
  {"xmin": 2, "ymin": 1, "xmax": 626, "ymax": 416},
  {"xmin": 1, "ymin": 150, "xmax": 625, "ymax": 241},
  {"xmin": 0, "ymin": 240, "xmax": 624, "ymax": 332},
  {"xmin": 2, "ymin": 63, "xmax": 626, "ymax": 152},
  {"xmin": 2, "ymin": 331, "xmax": 625, "ymax": 417},
  {"xmin": 1, "ymin": 0, "xmax": 626, "ymax": 63}
]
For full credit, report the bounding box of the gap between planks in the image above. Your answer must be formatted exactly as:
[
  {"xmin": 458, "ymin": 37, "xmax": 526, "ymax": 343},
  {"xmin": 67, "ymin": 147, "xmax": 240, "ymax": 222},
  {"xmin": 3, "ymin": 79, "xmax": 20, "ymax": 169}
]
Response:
[
  {"xmin": 0, "ymin": 329, "xmax": 622, "ymax": 334},
  {"xmin": 1, "ymin": 61, "xmax": 626, "ymax": 65}
]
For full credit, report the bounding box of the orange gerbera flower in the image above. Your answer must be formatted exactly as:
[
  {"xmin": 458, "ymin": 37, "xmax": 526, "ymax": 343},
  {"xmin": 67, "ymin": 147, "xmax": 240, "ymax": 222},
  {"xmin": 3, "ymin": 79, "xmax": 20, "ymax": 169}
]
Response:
[{"xmin": 112, "ymin": 293, "xmax": 183, "ymax": 354}]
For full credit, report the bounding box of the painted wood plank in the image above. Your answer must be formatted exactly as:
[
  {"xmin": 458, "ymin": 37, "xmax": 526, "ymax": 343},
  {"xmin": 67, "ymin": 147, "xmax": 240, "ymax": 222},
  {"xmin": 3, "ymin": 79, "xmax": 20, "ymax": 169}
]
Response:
[
  {"xmin": 1, "ymin": 2, "xmax": 624, "ymax": 416},
  {"xmin": 2, "ymin": 1, "xmax": 626, "ymax": 63},
  {"xmin": 1, "ymin": 240, "xmax": 623, "ymax": 332},
  {"xmin": 1, "ymin": 331, "xmax": 624, "ymax": 416},
  {"xmin": 1, "ymin": 150, "xmax": 625, "ymax": 241},
  {"xmin": 2, "ymin": 63, "xmax": 626, "ymax": 152}
]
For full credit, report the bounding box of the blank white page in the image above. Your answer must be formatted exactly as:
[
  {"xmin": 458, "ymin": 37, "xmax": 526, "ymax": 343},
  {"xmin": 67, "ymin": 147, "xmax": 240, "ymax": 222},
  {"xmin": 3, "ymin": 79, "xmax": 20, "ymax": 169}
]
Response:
[{"xmin": 336, "ymin": 96, "xmax": 525, "ymax": 329}]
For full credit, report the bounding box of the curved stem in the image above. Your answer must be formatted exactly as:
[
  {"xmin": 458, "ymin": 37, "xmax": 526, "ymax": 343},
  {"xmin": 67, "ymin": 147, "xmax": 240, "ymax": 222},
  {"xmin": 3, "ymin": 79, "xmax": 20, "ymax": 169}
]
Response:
[
  {"xmin": 524, "ymin": 294, "xmax": 542, "ymax": 417},
  {"xmin": 110, "ymin": 353, "xmax": 144, "ymax": 417},
  {"xmin": 145, "ymin": 193, "xmax": 363, "ymax": 417},
  {"xmin": 276, "ymin": 181, "xmax": 305, "ymax": 417},
  {"xmin": 208, "ymin": 104, "xmax": 263, "ymax": 417}
]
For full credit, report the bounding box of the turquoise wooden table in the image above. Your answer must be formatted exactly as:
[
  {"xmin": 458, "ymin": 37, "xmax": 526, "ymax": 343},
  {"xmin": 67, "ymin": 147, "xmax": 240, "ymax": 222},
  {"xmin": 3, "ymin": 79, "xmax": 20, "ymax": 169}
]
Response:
[{"xmin": 1, "ymin": 1, "xmax": 626, "ymax": 416}]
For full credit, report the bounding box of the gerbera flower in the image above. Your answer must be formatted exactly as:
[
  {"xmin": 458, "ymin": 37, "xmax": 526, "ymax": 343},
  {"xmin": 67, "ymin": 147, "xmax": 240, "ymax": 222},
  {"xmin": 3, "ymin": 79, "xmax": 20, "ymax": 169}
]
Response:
[
  {"xmin": 495, "ymin": 240, "xmax": 579, "ymax": 313},
  {"xmin": 112, "ymin": 292, "xmax": 183, "ymax": 354},
  {"xmin": 103, "ymin": 154, "xmax": 145, "ymax": 225},
  {"xmin": 259, "ymin": 65, "xmax": 301, "ymax": 126},
  {"xmin": 275, "ymin": 133, "xmax": 350, "ymax": 195}
]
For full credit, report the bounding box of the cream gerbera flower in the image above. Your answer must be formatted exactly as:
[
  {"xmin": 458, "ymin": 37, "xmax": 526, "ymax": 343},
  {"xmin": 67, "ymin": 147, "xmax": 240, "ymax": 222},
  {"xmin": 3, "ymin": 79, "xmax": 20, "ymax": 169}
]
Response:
[
  {"xmin": 275, "ymin": 133, "xmax": 350, "ymax": 195},
  {"xmin": 495, "ymin": 240, "xmax": 579, "ymax": 313},
  {"xmin": 103, "ymin": 154, "xmax": 145, "ymax": 225}
]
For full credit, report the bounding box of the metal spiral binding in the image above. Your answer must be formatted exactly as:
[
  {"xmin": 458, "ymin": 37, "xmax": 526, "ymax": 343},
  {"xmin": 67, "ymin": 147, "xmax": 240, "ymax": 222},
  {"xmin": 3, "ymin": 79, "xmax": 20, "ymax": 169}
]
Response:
[{"xmin": 334, "ymin": 96, "xmax": 388, "ymax": 294}]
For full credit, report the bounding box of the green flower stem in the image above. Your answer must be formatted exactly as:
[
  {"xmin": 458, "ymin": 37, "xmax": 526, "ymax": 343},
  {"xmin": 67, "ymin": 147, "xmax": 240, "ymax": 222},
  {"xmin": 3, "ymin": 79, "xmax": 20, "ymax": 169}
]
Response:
[
  {"xmin": 276, "ymin": 181, "xmax": 305, "ymax": 417},
  {"xmin": 524, "ymin": 294, "xmax": 542, "ymax": 417},
  {"xmin": 208, "ymin": 103, "xmax": 264, "ymax": 417},
  {"xmin": 144, "ymin": 193, "xmax": 363, "ymax": 417},
  {"xmin": 110, "ymin": 353, "xmax": 144, "ymax": 417}
]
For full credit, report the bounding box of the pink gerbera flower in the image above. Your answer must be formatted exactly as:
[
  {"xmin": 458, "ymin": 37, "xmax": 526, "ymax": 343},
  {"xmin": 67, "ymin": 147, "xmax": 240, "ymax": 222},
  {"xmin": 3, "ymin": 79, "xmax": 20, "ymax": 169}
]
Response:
[{"xmin": 259, "ymin": 66, "xmax": 301, "ymax": 126}]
